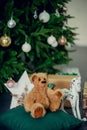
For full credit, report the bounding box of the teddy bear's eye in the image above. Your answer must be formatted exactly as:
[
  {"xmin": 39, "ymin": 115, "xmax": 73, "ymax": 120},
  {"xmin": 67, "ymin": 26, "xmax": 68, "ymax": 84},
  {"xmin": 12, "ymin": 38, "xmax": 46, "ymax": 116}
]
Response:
[{"xmin": 38, "ymin": 78, "xmax": 41, "ymax": 81}]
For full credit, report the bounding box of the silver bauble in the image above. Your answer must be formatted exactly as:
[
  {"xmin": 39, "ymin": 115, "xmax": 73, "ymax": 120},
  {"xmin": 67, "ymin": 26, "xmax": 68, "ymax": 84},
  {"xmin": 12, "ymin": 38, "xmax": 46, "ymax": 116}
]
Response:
[
  {"xmin": 7, "ymin": 17, "xmax": 16, "ymax": 28},
  {"xmin": 39, "ymin": 10, "xmax": 50, "ymax": 23},
  {"xmin": 22, "ymin": 42, "xmax": 31, "ymax": 53}
]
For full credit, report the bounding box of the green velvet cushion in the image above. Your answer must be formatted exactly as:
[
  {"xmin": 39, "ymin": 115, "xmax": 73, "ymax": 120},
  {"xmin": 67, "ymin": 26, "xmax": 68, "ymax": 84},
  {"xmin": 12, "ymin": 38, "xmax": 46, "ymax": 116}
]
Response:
[{"xmin": 0, "ymin": 106, "xmax": 83, "ymax": 130}]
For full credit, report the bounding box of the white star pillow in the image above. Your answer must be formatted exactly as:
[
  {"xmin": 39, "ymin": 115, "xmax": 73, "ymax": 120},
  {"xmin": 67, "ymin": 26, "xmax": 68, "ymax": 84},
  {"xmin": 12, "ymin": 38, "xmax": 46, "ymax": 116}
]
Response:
[{"xmin": 4, "ymin": 71, "xmax": 34, "ymax": 109}]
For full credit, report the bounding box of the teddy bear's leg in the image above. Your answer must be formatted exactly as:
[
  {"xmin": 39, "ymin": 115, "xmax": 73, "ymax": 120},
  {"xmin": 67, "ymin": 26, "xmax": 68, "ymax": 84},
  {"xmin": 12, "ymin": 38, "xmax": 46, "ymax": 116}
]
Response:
[{"xmin": 31, "ymin": 103, "xmax": 46, "ymax": 118}]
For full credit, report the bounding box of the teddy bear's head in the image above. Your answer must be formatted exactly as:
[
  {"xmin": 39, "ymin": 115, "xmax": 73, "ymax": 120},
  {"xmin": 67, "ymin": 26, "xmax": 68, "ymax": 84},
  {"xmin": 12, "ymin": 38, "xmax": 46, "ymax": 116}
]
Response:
[{"xmin": 30, "ymin": 73, "xmax": 48, "ymax": 88}]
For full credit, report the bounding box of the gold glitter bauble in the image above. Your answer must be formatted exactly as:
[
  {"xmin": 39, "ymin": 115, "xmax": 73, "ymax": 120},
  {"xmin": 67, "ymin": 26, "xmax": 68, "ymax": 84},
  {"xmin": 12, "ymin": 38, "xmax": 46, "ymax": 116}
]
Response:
[{"xmin": 0, "ymin": 35, "xmax": 11, "ymax": 47}]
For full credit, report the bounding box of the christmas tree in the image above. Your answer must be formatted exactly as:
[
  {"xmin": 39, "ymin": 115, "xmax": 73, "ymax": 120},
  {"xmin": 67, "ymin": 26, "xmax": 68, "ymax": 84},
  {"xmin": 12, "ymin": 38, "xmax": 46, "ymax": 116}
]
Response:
[{"xmin": 0, "ymin": 0, "xmax": 76, "ymax": 92}]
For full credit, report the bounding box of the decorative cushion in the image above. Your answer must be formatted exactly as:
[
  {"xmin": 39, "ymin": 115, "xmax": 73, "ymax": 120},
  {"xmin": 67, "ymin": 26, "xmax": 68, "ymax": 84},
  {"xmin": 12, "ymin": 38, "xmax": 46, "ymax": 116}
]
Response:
[{"xmin": 0, "ymin": 106, "xmax": 83, "ymax": 130}]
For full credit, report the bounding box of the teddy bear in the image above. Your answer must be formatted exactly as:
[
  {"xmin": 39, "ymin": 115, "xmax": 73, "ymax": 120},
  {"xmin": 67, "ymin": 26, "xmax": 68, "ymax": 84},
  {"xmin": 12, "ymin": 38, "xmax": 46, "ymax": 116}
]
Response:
[{"xmin": 24, "ymin": 73, "xmax": 63, "ymax": 118}]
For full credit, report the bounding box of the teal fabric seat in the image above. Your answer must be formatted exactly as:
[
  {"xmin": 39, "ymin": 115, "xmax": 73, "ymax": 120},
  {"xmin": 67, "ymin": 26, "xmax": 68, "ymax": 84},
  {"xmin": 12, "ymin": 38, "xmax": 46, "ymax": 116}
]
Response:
[{"xmin": 0, "ymin": 106, "xmax": 83, "ymax": 130}]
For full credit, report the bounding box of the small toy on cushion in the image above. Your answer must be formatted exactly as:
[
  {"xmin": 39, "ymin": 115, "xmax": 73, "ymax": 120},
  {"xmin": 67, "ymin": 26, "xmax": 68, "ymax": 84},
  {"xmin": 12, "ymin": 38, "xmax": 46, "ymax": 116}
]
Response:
[{"xmin": 24, "ymin": 73, "xmax": 63, "ymax": 118}]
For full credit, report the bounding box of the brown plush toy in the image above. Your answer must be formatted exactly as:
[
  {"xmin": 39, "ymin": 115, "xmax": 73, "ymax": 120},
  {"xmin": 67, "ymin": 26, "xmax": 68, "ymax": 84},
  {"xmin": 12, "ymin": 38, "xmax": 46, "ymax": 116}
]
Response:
[{"xmin": 24, "ymin": 73, "xmax": 63, "ymax": 118}]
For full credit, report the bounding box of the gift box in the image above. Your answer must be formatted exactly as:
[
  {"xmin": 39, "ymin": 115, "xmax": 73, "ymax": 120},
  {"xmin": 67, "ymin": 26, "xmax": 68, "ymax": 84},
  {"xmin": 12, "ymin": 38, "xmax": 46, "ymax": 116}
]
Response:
[
  {"xmin": 48, "ymin": 74, "xmax": 80, "ymax": 107},
  {"xmin": 82, "ymin": 82, "xmax": 87, "ymax": 109},
  {"xmin": 48, "ymin": 74, "xmax": 79, "ymax": 90}
]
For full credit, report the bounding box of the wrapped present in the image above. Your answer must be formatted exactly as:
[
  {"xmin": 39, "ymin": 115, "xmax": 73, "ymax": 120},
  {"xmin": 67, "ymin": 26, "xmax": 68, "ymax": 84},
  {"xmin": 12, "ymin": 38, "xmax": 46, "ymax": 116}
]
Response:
[
  {"xmin": 83, "ymin": 82, "xmax": 87, "ymax": 94},
  {"xmin": 48, "ymin": 74, "xmax": 79, "ymax": 90},
  {"xmin": 48, "ymin": 74, "xmax": 80, "ymax": 107},
  {"xmin": 58, "ymin": 67, "xmax": 80, "ymax": 76},
  {"xmin": 82, "ymin": 82, "xmax": 87, "ymax": 109}
]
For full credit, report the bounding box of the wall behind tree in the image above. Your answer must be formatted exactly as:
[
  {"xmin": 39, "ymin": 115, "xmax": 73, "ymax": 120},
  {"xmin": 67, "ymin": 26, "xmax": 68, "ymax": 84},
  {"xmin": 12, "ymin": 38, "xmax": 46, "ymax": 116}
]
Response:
[
  {"xmin": 66, "ymin": 0, "xmax": 87, "ymax": 85},
  {"xmin": 56, "ymin": 46, "xmax": 87, "ymax": 86},
  {"xmin": 68, "ymin": 46, "xmax": 87, "ymax": 85},
  {"xmin": 68, "ymin": 0, "xmax": 87, "ymax": 46}
]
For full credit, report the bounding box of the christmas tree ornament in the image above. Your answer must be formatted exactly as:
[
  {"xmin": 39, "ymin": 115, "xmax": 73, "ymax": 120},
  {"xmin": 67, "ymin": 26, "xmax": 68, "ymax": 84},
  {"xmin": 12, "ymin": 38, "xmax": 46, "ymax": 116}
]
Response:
[
  {"xmin": 7, "ymin": 17, "xmax": 16, "ymax": 28},
  {"xmin": 58, "ymin": 36, "xmax": 67, "ymax": 46},
  {"xmin": 47, "ymin": 35, "xmax": 56, "ymax": 45},
  {"xmin": 0, "ymin": 34, "xmax": 11, "ymax": 47},
  {"xmin": 39, "ymin": 10, "xmax": 50, "ymax": 23},
  {"xmin": 33, "ymin": 10, "xmax": 38, "ymax": 19},
  {"xmin": 6, "ymin": 78, "xmax": 17, "ymax": 88},
  {"xmin": 51, "ymin": 41, "xmax": 58, "ymax": 47},
  {"xmin": 22, "ymin": 42, "xmax": 31, "ymax": 53},
  {"xmin": 63, "ymin": 6, "xmax": 68, "ymax": 11}
]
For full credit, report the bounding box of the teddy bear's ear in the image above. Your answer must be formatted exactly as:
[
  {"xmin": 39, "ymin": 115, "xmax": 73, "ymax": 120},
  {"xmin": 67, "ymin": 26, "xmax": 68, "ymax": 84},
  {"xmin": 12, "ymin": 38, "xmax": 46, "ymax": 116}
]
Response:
[{"xmin": 30, "ymin": 73, "xmax": 37, "ymax": 83}]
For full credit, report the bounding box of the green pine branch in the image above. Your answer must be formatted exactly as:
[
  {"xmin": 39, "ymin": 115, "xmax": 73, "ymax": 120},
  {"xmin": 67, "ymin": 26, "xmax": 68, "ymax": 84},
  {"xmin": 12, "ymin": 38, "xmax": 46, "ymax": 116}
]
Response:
[{"xmin": 0, "ymin": 0, "xmax": 77, "ymax": 92}]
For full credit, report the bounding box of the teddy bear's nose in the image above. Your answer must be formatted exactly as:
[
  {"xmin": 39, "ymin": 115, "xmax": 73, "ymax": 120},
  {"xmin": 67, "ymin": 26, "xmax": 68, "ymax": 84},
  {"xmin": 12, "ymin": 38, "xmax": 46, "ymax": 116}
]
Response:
[{"xmin": 41, "ymin": 80, "xmax": 46, "ymax": 84}]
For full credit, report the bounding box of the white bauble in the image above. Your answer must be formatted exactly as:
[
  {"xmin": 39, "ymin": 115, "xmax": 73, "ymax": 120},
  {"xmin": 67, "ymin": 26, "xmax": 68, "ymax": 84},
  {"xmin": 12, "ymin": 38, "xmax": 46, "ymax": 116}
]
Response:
[
  {"xmin": 51, "ymin": 41, "xmax": 58, "ymax": 47},
  {"xmin": 7, "ymin": 17, "xmax": 16, "ymax": 28},
  {"xmin": 47, "ymin": 35, "xmax": 56, "ymax": 45},
  {"xmin": 39, "ymin": 10, "xmax": 50, "ymax": 23},
  {"xmin": 22, "ymin": 42, "xmax": 31, "ymax": 53}
]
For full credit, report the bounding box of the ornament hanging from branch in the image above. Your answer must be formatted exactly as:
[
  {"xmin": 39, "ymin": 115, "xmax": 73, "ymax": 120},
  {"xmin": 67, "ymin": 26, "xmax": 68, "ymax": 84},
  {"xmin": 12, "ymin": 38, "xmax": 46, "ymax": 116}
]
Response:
[
  {"xmin": 33, "ymin": 10, "xmax": 38, "ymax": 19},
  {"xmin": 51, "ymin": 41, "xmax": 58, "ymax": 47},
  {"xmin": 39, "ymin": 10, "xmax": 50, "ymax": 23},
  {"xmin": 58, "ymin": 35, "xmax": 67, "ymax": 46},
  {"xmin": 63, "ymin": 6, "xmax": 68, "ymax": 11},
  {"xmin": 7, "ymin": 17, "xmax": 16, "ymax": 28},
  {"xmin": 0, "ymin": 34, "xmax": 11, "ymax": 47},
  {"xmin": 22, "ymin": 41, "xmax": 31, "ymax": 53},
  {"xmin": 47, "ymin": 35, "xmax": 56, "ymax": 45},
  {"xmin": 47, "ymin": 35, "xmax": 58, "ymax": 47}
]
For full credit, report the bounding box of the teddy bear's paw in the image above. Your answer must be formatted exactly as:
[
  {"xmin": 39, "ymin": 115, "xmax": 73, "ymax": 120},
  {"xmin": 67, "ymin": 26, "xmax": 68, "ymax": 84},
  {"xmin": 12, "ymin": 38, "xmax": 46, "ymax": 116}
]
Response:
[
  {"xmin": 34, "ymin": 107, "xmax": 44, "ymax": 118},
  {"xmin": 55, "ymin": 90, "xmax": 63, "ymax": 99},
  {"xmin": 31, "ymin": 103, "xmax": 46, "ymax": 118}
]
